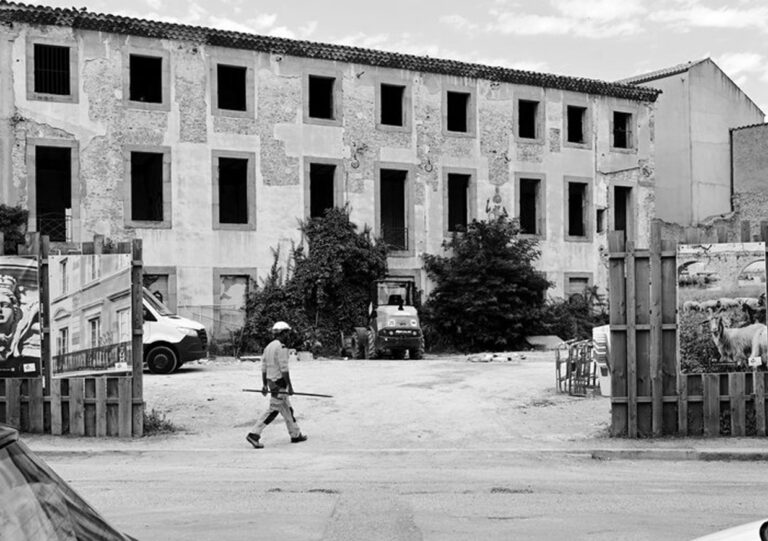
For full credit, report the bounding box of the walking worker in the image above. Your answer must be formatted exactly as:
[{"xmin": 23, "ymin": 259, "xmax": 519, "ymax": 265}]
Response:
[{"xmin": 246, "ymin": 321, "xmax": 307, "ymax": 449}]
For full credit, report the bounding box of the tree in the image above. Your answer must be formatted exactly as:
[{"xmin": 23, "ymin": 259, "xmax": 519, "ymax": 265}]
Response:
[
  {"xmin": 243, "ymin": 206, "xmax": 388, "ymax": 355},
  {"xmin": 421, "ymin": 217, "xmax": 550, "ymax": 352},
  {"xmin": 0, "ymin": 204, "xmax": 29, "ymax": 255}
]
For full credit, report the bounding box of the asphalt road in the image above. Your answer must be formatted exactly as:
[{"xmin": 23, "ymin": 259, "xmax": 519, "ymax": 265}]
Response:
[
  {"xmin": 42, "ymin": 446, "xmax": 768, "ymax": 541},
  {"xmin": 26, "ymin": 356, "xmax": 768, "ymax": 540}
]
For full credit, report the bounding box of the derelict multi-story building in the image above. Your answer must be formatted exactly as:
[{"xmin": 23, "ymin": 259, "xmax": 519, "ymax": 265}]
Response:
[{"xmin": 0, "ymin": 2, "xmax": 659, "ymax": 338}]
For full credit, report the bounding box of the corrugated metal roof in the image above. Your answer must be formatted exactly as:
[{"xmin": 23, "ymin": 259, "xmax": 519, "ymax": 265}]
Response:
[
  {"xmin": 617, "ymin": 59, "xmax": 708, "ymax": 85},
  {"xmin": 0, "ymin": 1, "xmax": 660, "ymax": 102}
]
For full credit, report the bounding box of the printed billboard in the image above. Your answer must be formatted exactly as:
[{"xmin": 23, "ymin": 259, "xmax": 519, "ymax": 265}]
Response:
[
  {"xmin": 0, "ymin": 256, "xmax": 41, "ymax": 377},
  {"xmin": 677, "ymin": 242, "xmax": 768, "ymax": 373},
  {"xmin": 48, "ymin": 254, "xmax": 133, "ymax": 378}
]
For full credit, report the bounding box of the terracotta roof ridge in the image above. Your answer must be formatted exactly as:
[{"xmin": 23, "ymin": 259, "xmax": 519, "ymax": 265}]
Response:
[
  {"xmin": 0, "ymin": 1, "xmax": 660, "ymax": 102},
  {"xmin": 617, "ymin": 59, "xmax": 709, "ymax": 85}
]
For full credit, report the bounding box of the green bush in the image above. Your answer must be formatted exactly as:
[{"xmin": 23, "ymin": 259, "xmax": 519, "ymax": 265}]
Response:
[
  {"xmin": 142, "ymin": 408, "xmax": 178, "ymax": 436},
  {"xmin": 0, "ymin": 204, "xmax": 28, "ymax": 255},
  {"xmin": 421, "ymin": 217, "xmax": 550, "ymax": 352},
  {"xmin": 533, "ymin": 291, "xmax": 608, "ymax": 341}
]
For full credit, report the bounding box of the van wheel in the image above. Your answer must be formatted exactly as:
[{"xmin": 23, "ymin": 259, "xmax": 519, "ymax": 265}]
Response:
[{"xmin": 146, "ymin": 345, "xmax": 178, "ymax": 374}]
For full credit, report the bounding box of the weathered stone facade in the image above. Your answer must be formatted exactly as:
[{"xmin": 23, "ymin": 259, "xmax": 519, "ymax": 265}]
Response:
[{"xmin": 0, "ymin": 4, "xmax": 658, "ymax": 337}]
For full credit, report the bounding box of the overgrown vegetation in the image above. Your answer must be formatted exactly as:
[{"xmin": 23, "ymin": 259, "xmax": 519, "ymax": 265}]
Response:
[
  {"xmin": 534, "ymin": 286, "xmax": 609, "ymax": 342},
  {"xmin": 421, "ymin": 217, "xmax": 550, "ymax": 352},
  {"xmin": 142, "ymin": 408, "xmax": 179, "ymax": 436},
  {"xmin": 0, "ymin": 204, "xmax": 28, "ymax": 255},
  {"xmin": 242, "ymin": 207, "xmax": 388, "ymax": 355}
]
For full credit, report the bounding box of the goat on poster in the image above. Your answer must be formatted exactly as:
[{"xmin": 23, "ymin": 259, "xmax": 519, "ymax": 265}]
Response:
[{"xmin": 677, "ymin": 242, "xmax": 768, "ymax": 373}]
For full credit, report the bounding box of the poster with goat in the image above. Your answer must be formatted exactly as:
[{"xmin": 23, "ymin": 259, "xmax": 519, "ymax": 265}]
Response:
[{"xmin": 678, "ymin": 242, "xmax": 767, "ymax": 373}]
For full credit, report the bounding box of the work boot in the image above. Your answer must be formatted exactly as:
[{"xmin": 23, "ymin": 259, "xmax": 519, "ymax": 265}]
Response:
[
  {"xmin": 246, "ymin": 433, "xmax": 264, "ymax": 449},
  {"xmin": 290, "ymin": 433, "xmax": 308, "ymax": 443}
]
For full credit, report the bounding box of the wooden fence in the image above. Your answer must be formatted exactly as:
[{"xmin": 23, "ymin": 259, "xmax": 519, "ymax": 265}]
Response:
[
  {"xmin": 0, "ymin": 234, "xmax": 144, "ymax": 436},
  {"xmin": 610, "ymin": 219, "xmax": 768, "ymax": 437}
]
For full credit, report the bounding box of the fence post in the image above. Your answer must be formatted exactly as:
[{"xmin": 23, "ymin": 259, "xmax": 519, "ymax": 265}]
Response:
[
  {"xmin": 608, "ymin": 231, "xmax": 627, "ymax": 436},
  {"xmin": 649, "ymin": 220, "xmax": 663, "ymax": 437},
  {"xmin": 131, "ymin": 238, "xmax": 144, "ymax": 436}
]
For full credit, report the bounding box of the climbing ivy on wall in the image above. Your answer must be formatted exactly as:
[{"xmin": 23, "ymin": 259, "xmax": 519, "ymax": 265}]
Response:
[{"xmin": 242, "ymin": 206, "xmax": 388, "ymax": 355}]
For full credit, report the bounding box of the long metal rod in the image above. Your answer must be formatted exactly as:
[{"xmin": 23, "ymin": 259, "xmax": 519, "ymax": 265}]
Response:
[{"xmin": 241, "ymin": 388, "xmax": 333, "ymax": 398}]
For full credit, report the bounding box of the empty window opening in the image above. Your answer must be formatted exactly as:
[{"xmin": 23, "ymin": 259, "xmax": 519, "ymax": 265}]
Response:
[
  {"xmin": 614, "ymin": 186, "xmax": 632, "ymax": 233},
  {"xmin": 88, "ymin": 317, "xmax": 101, "ymax": 349},
  {"xmin": 217, "ymin": 64, "xmax": 247, "ymax": 111},
  {"xmin": 57, "ymin": 327, "xmax": 69, "ymax": 356},
  {"xmin": 519, "ymin": 178, "xmax": 541, "ymax": 235},
  {"xmin": 34, "ymin": 44, "xmax": 70, "ymax": 95},
  {"xmin": 308, "ymin": 75, "xmax": 335, "ymax": 120},
  {"xmin": 131, "ymin": 152, "xmax": 164, "ymax": 221},
  {"xmin": 596, "ymin": 208, "xmax": 606, "ymax": 234},
  {"xmin": 129, "ymin": 54, "xmax": 163, "ymax": 103},
  {"xmin": 309, "ymin": 163, "xmax": 336, "ymax": 218},
  {"xmin": 447, "ymin": 174, "xmax": 470, "ymax": 232},
  {"xmin": 567, "ymin": 105, "xmax": 586, "ymax": 143},
  {"xmin": 567, "ymin": 182, "xmax": 587, "ymax": 238},
  {"xmin": 380, "ymin": 169, "xmax": 407, "ymax": 250},
  {"xmin": 219, "ymin": 157, "xmax": 249, "ymax": 224},
  {"xmin": 447, "ymin": 91, "xmax": 470, "ymax": 132},
  {"xmin": 380, "ymin": 84, "xmax": 405, "ymax": 126},
  {"xmin": 567, "ymin": 277, "xmax": 590, "ymax": 301},
  {"xmin": 518, "ymin": 100, "xmax": 539, "ymax": 139},
  {"xmin": 613, "ymin": 111, "xmax": 632, "ymax": 149},
  {"xmin": 35, "ymin": 146, "xmax": 71, "ymax": 242}
]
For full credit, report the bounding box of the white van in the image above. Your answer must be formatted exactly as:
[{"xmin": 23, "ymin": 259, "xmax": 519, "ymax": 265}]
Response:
[{"xmin": 142, "ymin": 288, "xmax": 208, "ymax": 374}]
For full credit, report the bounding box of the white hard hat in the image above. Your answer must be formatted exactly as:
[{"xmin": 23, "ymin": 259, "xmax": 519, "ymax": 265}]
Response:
[{"xmin": 272, "ymin": 321, "xmax": 291, "ymax": 332}]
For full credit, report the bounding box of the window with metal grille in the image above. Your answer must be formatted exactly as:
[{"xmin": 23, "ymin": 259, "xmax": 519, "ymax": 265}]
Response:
[
  {"xmin": 613, "ymin": 111, "xmax": 633, "ymax": 149},
  {"xmin": 380, "ymin": 169, "xmax": 408, "ymax": 250},
  {"xmin": 34, "ymin": 44, "xmax": 70, "ymax": 95}
]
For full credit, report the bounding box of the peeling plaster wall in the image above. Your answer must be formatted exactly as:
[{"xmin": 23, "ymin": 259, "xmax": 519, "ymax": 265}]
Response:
[{"xmin": 5, "ymin": 22, "xmax": 656, "ymax": 313}]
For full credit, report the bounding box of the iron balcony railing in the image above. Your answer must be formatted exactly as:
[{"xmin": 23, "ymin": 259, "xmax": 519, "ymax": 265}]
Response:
[{"xmin": 382, "ymin": 226, "xmax": 408, "ymax": 251}]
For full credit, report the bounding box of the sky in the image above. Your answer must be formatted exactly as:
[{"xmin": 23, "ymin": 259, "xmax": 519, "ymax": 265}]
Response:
[{"xmin": 38, "ymin": 0, "xmax": 768, "ymax": 117}]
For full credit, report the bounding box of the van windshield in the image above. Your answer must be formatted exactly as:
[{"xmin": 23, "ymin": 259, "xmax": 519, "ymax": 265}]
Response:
[{"xmin": 143, "ymin": 288, "xmax": 174, "ymax": 316}]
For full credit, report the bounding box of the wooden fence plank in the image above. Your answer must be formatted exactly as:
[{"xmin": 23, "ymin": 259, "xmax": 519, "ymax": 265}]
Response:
[
  {"xmin": 50, "ymin": 379, "xmax": 62, "ymax": 435},
  {"xmin": 131, "ymin": 238, "xmax": 144, "ymax": 437},
  {"xmin": 69, "ymin": 378, "xmax": 85, "ymax": 436},
  {"xmin": 741, "ymin": 220, "xmax": 751, "ymax": 242},
  {"xmin": 703, "ymin": 374, "xmax": 720, "ymax": 437},
  {"xmin": 608, "ymin": 231, "xmax": 627, "ymax": 436},
  {"xmin": 626, "ymin": 240, "xmax": 638, "ymax": 438},
  {"xmin": 6, "ymin": 380, "xmax": 21, "ymax": 429},
  {"xmin": 28, "ymin": 378, "xmax": 44, "ymax": 433},
  {"xmin": 95, "ymin": 377, "xmax": 108, "ymax": 437},
  {"xmin": 730, "ymin": 373, "xmax": 746, "ymax": 437},
  {"xmin": 756, "ymin": 372, "xmax": 766, "ymax": 437},
  {"xmin": 118, "ymin": 378, "xmax": 132, "ymax": 438},
  {"xmin": 649, "ymin": 221, "xmax": 663, "ymax": 436}
]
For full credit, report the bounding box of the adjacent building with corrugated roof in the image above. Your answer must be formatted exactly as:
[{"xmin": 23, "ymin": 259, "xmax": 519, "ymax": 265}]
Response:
[{"xmin": 0, "ymin": 1, "xmax": 659, "ymax": 342}]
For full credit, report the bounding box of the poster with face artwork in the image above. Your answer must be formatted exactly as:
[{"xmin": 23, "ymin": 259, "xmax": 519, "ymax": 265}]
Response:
[
  {"xmin": 0, "ymin": 256, "xmax": 41, "ymax": 378},
  {"xmin": 677, "ymin": 242, "xmax": 768, "ymax": 373}
]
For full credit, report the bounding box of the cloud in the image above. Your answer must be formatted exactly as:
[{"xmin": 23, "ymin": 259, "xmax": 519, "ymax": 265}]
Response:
[
  {"xmin": 552, "ymin": 0, "xmax": 646, "ymax": 22},
  {"xmin": 439, "ymin": 14, "xmax": 479, "ymax": 33},
  {"xmin": 650, "ymin": 2, "xmax": 768, "ymax": 30},
  {"xmin": 487, "ymin": 12, "xmax": 642, "ymax": 38},
  {"xmin": 208, "ymin": 13, "xmax": 278, "ymax": 34},
  {"xmin": 717, "ymin": 52, "xmax": 765, "ymax": 76}
]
